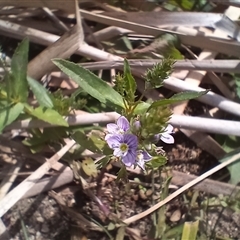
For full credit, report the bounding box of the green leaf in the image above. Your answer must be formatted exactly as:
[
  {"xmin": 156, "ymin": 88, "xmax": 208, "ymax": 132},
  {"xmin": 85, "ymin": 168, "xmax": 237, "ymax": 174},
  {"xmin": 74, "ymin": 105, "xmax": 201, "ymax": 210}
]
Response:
[
  {"xmin": 0, "ymin": 102, "xmax": 24, "ymax": 132},
  {"xmin": 219, "ymin": 148, "xmax": 240, "ymax": 185},
  {"xmin": 82, "ymin": 158, "xmax": 98, "ymax": 177},
  {"xmin": 148, "ymin": 155, "xmax": 167, "ymax": 169},
  {"xmin": 156, "ymin": 177, "xmax": 172, "ymax": 238},
  {"xmin": 124, "ymin": 59, "xmax": 136, "ymax": 102},
  {"xmin": 181, "ymin": 220, "xmax": 199, "ymax": 240},
  {"xmin": 53, "ymin": 59, "xmax": 124, "ymax": 110},
  {"xmin": 72, "ymin": 131, "xmax": 104, "ymax": 154},
  {"xmin": 148, "ymin": 90, "xmax": 208, "ymax": 110},
  {"xmin": 8, "ymin": 38, "xmax": 29, "ymax": 102},
  {"xmin": 27, "ymin": 77, "xmax": 53, "ymax": 108},
  {"xmin": 133, "ymin": 102, "xmax": 150, "ymax": 114},
  {"xmin": 25, "ymin": 105, "xmax": 68, "ymax": 127}
]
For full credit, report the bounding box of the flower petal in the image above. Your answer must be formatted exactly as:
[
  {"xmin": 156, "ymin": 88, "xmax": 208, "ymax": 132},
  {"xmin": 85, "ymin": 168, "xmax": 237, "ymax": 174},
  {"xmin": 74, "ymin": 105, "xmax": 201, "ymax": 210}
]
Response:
[
  {"xmin": 113, "ymin": 147, "xmax": 123, "ymax": 157},
  {"xmin": 117, "ymin": 116, "xmax": 130, "ymax": 132},
  {"xmin": 137, "ymin": 159, "xmax": 146, "ymax": 170},
  {"xmin": 123, "ymin": 134, "xmax": 138, "ymax": 150},
  {"xmin": 122, "ymin": 150, "xmax": 136, "ymax": 167},
  {"xmin": 160, "ymin": 133, "xmax": 174, "ymax": 144},
  {"xmin": 106, "ymin": 134, "xmax": 122, "ymax": 149},
  {"xmin": 165, "ymin": 124, "xmax": 173, "ymax": 133},
  {"xmin": 106, "ymin": 123, "xmax": 119, "ymax": 134},
  {"xmin": 142, "ymin": 151, "xmax": 152, "ymax": 161}
]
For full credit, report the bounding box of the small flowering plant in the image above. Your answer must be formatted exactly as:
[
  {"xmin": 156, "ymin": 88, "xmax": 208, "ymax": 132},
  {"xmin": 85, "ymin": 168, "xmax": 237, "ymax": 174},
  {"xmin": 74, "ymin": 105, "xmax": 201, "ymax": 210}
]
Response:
[{"xmin": 53, "ymin": 58, "xmax": 207, "ymax": 179}]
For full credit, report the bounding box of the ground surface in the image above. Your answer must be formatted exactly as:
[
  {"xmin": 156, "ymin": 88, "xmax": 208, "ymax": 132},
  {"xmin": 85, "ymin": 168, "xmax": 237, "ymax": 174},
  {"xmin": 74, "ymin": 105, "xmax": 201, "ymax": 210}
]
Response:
[{"xmin": 2, "ymin": 130, "xmax": 240, "ymax": 240}]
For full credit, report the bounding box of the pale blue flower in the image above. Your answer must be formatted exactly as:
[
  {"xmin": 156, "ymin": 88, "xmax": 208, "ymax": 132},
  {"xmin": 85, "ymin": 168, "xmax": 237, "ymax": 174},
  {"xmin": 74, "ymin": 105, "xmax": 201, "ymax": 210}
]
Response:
[
  {"xmin": 106, "ymin": 134, "xmax": 138, "ymax": 167},
  {"xmin": 136, "ymin": 150, "xmax": 152, "ymax": 170},
  {"xmin": 105, "ymin": 116, "xmax": 130, "ymax": 140},
  {"xmin": 157, "ymin": 124, "xmax": 174, "ymax": 144}
]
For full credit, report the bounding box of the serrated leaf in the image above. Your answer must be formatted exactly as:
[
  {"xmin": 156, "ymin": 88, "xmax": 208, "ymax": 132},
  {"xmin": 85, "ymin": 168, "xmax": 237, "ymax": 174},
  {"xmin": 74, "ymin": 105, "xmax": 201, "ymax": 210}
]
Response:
[
  {"xmin": 124, "ymin": 59, "xmax": 136, "ymax": 102},
  {"xmin": 0, "ymin": 102, "xmax": 24, "ymax": 132},
  {"xmin": 25, "ymin": 105, "xmax": 68, "ymax": 127},
  {"xmin": 148, "ymin": 90, "xmax": 208, "ymax": 110},
  {"xmin": 9, "ymin": 38, "xmax": 29, "ymax": 102},
  {"xmin": 53, "ymin": 59, "xmax": 124, "ymax": 110},
  {"xmin": 82, "ymin": 158, "xmax": 98, "ymax": 177},
  {"xmin": 27, "ymin": 77, "xmax": 53, "ymax": 108}
]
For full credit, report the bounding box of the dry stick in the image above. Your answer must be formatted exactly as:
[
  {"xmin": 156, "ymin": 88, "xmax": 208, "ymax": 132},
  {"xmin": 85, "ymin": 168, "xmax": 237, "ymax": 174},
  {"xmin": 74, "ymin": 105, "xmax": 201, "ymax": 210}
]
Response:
[
  {"xmin": 42, "ymin": 7, "xmax": 69, "ymax": 32},
  {"xmin": 166, "ymin": 77, "xmax": 240, "ymax": 117},
  {"xmin": 5, "ymin": 112, "xmax": 240, "ymax": 136},
  {"xmin": 0, "ymin": 160, "xmax": 23, "ymax": 200},
  {"xmin": 123, "ymin": 151, "xmax": 240, "ymax": 224},
  {"xmin": 79, "ymin": 59, "xmax": 240, "ymax": 73},
  {"xmin": 0, "ymin": 136, "xmax": 74, "ymax": 198},
  {"xmin": 0, "ymin": 13, "xmax": 240, "ymax": 58},
  {"xmin": 1, "ymin": 20, "xmax": 240, "ymax": 117},
  {"xmin": 172, "ymin": 7, "xmax": 239, "ymax": 159},
  {"xmin": 23, "ymin": 168, "xmax": 74, "ymax": 199},
  {"xmin": 171, "ymin": 171, "xmax": 240, "ymax": 196},
  {"xmin": 0, "ymin": 140, "xmax": 75, "ymax": 218}
]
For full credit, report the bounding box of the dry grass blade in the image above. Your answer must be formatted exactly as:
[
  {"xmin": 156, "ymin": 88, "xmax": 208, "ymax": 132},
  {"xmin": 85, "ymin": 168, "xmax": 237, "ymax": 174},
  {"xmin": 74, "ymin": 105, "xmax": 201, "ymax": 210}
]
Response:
[
  {"xmin": 23, "ymin": 168, "xmax": 74, "ymax": 199},
  {"xmin": 42, "ymin": 7, "xmax": 69, "ymax": 32},
  {"xmin": 0, "ymin": 219, "xmax": 9, "ymax": 240},
  {"xmin": 104, "ymin": 11, "xmax": 240, "ymax": 40},
  {"xmin": 0, "ymin": 0, "xmax": 76, "ymax": 13},
  {"xmin": 123, "ymin": 151, "xmax": 240, "ymax": 224},
  {"xmin": 212, "ymin": 0, "xmax": 240, "ymax": 7},
  {"xmin": 80, "ymin": 9, "xmax": 240, "ymax": 57},
  {"xmin": 0, "ymin": 140, "xmax": 75, "ymax": 218},
  {"xmin": 0, "ymin": 160, "xmax": 23, "ymax": 200},
  {"xmin": 48, "ymin": 191, "xmax": 102, "ymax": 231},
  {"xmin": 28, "ymin": 1, "xmax": 83, "ymax": 80},
  {"xmin": 28, "ymin": 24, "xmax": 83, "ymax": 80}
]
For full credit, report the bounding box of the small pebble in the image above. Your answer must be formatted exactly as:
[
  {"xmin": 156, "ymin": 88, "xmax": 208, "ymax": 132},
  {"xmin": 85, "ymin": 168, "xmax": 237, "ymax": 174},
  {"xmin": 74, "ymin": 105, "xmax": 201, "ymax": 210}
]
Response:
[
  {"xmin": 41, "ymin": 223, "xmax": 49, "ymax": 233},
  {"xmin": 170, "ymin": 209, "xmax": 181, "ymax": 222},
  {"xmin": 36, "ymin": 216, "xmax": 44, "ymax": 223},
  {"xmin": 146, "ymin": 189, "xmax": 153, "ymax": 197},
  {"xmin": 139, "ymin": 189, "xmax": 147, "ymax": 200}
]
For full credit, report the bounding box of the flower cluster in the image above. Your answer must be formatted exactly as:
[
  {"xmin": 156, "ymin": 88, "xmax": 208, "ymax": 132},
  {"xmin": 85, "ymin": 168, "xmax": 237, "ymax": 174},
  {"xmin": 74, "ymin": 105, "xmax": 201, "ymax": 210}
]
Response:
[{"xmin": 105, "ymin": 116, "xmax": 174, "ymax": 170}]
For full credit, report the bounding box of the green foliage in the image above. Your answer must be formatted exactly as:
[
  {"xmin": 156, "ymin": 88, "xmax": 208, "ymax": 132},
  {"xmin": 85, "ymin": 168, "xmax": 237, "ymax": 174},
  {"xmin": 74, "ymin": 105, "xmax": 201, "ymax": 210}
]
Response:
[
  {"xmin": 147, "ymin": 155, "xmax": 167, "ymax": 169},
  {"xmin": 148, "ymin": 90, "xmax": 209, "ymax": 110},
  {"xmin": 145, "ymin": 58, "xmax": 175, "ymax": 89},
  {"xmin": 72, "ymin": 130, "xmax": 106, "ymax": 155},
  {"xmin": 24, "ymin": 104, "xmax": 68, "ymax": 127},
  {"xmin": 53, "ymin": 59, "xmax": 124, "ymax": 111},
  {"xmin": 51, "ymin": 89, "xmax": 86, "ymax": 115},
  {"xmin": 219, "ymin": 148, "xmax": 240, "ymax": 185},
  {"xmin": 166, "ymin": 0, "xmax": 209, "ymax": 11},
  {"xmin": 0, "ymin": 102, "xmax": 24, "ymax": 132},
  {"xmin": 27, "ymin": 77, "xmax": 53, "ymax": 108},
  {"xmin": 140, "ymin": 105, "xmax": 172, "ymax": 138},
  {"xmin": 181, "ymin": 220, "xmax": 199, "ymax": 240},
  {"xmin": 123, "ymin": 59, "xmax": 137, "ymax": 103},
  {"xmin": 7, "ymin": 38, "xmax": 29, "ymax": 102}
]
